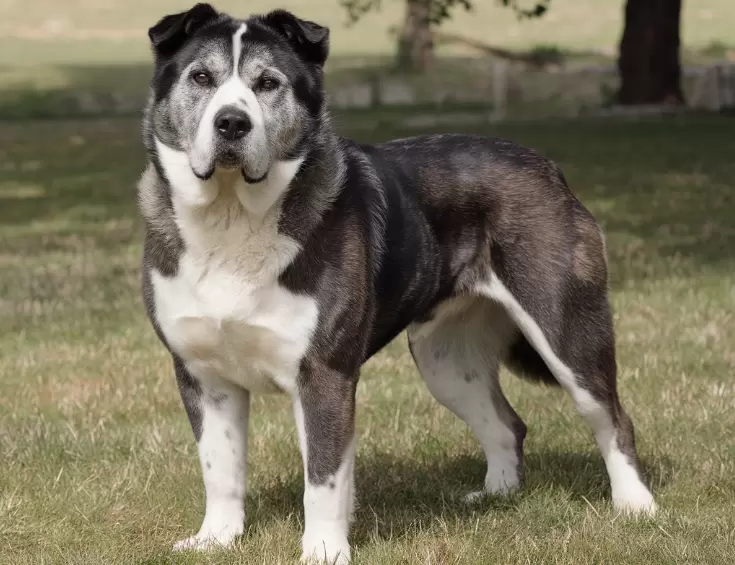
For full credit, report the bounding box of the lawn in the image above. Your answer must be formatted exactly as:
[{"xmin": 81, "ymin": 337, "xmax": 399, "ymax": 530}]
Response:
[{"xmin": 1, "ymin": 115, "xmax": 734, "ymax": 564}]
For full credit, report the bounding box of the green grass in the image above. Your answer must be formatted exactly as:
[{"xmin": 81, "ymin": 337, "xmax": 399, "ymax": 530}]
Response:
[{"xmin": 1, "ymin": 115, "xmax": 734, "ymax": 564}]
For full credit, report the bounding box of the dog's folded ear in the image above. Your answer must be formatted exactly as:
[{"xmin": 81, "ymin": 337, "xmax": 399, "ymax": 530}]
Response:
[
  {"xmin": 148, "ymin": 3, "xmax": 219, "ymax": 57},
  {"xmin": 260, "ymin": 10, "xmax": 330, "ymax": 67}
]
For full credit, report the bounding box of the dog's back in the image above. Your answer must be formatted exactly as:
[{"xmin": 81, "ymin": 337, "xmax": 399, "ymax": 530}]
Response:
[{"xmin": 358, "ymin": 134, "xmax": 606, "ymax": 379}]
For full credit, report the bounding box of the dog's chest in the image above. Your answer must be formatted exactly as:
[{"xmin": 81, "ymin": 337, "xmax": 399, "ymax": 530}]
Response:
[{"xmin": 151, "ymin": 197, "xmax": 317, "ymax": 394}]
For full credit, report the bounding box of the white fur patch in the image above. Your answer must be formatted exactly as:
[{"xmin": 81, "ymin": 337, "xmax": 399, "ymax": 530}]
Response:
[
  {"xmin": 476, "ymin": 274, "xmax": 657, "ymax": 515},
  {"xmin": 236, "ymin": 157, "xmax": 305, "ymax": 217},
  {"xmin": 151, "ymin": 141, "xmax": 318, "ymax": 396},
  {"xmin": 157, "ymin": 139, "xmax": 219, "ymax": 207},
  {"xmin": 295, "ymin": 397, "xmax": 354, "ymax": 565},
  {"xmin": 232, "ymin": 23, "xmax": 247, "ymax": 73}
]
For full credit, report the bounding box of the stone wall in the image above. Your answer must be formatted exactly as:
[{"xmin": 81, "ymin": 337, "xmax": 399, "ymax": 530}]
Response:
[{"xmin": 326, "ymin": 63, "xmax": 735, "ymax": 116}]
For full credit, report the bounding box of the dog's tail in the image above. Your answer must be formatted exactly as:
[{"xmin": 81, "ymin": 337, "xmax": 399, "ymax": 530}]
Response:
[{"xmin": 504, "ymin": 334, "xmax": 559, "ymax": 386}]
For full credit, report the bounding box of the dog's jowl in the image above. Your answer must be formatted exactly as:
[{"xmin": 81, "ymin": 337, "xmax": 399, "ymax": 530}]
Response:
[{"xmin": 138, "ymin": 4, "xmax": 656, "ymax": 563}]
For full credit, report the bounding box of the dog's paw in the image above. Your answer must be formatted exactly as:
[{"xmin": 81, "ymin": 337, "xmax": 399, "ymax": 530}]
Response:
[
  {"xmin": 613, "ymin": 485, "xmax": 657, "ymax": 517},
  {"xmin": 464, "ymin": 468, "xmax": 521, "ymax": 504},
  {"xmin": 172, "ymin": 527, "xmax": 241, "ymax": 552},
  {"xmin": 173, "ymin": 535, "xmax": 215, "ymax": 552},
  {"xmin": 485, "ymin": 470, "xmax": 521, "ymax": 495},
  {"xmin": 300, "ymin": 550, "xmax": 351, "ymax": 565},
  {"xmin": 301, "ymin": 531, "xmax": 351, "ymax": 565},
  {"xmin": 463, "ymin": 489, "xmax": 490, "ymax": 504}
]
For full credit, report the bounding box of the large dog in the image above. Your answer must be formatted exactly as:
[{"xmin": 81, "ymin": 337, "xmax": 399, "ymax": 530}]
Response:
[{"xmin": 138, "ymin": 4, "xmax": 656, "ymax": 563}]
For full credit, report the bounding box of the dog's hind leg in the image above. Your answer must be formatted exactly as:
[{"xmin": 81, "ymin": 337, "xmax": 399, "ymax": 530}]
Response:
[
  {"xmin": 408, "ymin": 298, "xmax": 527, "ymax": 500},
  {"xmin": 476, "ymin": 272, "xmax": 656, "ymax": 515}
]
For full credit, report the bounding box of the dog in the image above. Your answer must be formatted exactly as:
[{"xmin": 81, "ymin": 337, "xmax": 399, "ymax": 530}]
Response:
[{"xmin": 137, "ymin": 4, "xmax": 657, "ymax": 563}]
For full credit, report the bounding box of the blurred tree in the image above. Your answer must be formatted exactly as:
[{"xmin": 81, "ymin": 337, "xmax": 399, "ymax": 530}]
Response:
[
  {"xmin": 339, "ymin": 0, "xmax": 685, "ymax": 105},
  {"xmin": 339, "ymin": 0, "xmax": 550, "ymax": 71},
  {"xmin": 618, "ymin": 0, "xmax": 684, "ymax": 104}
]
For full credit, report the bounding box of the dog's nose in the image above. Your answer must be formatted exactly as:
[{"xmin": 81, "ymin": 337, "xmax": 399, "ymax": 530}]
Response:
[{"xmin": 214, "ymin": 108, "xmax": 251, "ymax": 141}]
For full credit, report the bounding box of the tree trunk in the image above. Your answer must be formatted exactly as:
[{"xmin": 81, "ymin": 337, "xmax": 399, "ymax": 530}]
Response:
[
  {"xmin": 397, "ymin": 0, "xmax": 434, "ymax": 72},
  {"xmin": 618, "ymin": 0, "xmax": 684, "ymax": 105}
]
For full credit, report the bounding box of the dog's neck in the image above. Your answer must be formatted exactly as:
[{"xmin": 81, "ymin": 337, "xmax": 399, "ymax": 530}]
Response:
[
  {"xmin": 145, "ymin": 112, "xmax": 346, "ymax": 244},
  {"xmin": 277, "ymin": 114, "xmax": 347, "ymax": 244}
]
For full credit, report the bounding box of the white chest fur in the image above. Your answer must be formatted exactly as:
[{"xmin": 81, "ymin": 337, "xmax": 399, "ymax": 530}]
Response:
[{"xmin": 148, "ymin": 141, "xmax": 317, "ymax": 394}]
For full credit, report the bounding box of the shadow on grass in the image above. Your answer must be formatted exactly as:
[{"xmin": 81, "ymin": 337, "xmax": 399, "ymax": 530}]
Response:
[
  {"xmin": 244, "ymin": 448, "xmax": 674, "ymax": 546},
  {"xmin": 525, "ymin": 450, "xmax": 674, "ymax": 500}
]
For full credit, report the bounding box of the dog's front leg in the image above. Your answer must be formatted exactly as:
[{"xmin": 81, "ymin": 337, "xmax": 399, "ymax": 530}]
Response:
[
  {"xmin": 171, "ymin": 357, "xmax": 250, "ymax": 551},
  {"xmin": 293, "ymin": 360, "xmax": 357, "ymax": 565}
]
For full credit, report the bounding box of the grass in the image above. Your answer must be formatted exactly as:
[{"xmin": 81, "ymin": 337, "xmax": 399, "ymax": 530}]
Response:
[{"xmin": 1, "ymin": 114, "xmax": 734, "ymax": 564}]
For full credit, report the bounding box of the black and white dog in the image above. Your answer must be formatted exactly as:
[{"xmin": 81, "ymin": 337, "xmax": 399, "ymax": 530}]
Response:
[{"xmin": 138, "ymin": 4, "xmax": 656, "ymax": 562}]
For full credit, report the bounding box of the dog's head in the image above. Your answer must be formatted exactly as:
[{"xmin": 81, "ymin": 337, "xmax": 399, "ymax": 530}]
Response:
[{"xmin": 145, "ymin": 3, "xmax": 328, "ymax": 182}]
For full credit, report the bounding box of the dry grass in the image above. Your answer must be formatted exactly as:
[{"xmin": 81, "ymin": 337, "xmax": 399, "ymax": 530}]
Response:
[{"xmin": 1, "ymin": 115, "xmax": 734, "ymax": 564}]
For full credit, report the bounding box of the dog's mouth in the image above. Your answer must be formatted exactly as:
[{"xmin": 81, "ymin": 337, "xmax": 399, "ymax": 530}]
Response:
[
  {"xmin": 216, "ymin": 150, "xmax": 243, "ymax": 170},
  {"xmin": 239, "ymin": 154, "xmax": 270, "ymax": 185},
  {"xmin": 242, "ymin": 169, "xmax": 268, "ymax": 184},
  {"xmin": 214, "ymin": 151, "xmax": 269, "ymax": 184},
  {"xmin": 191, "ymin": 149, "xmax": 269, "ymax": 184}
]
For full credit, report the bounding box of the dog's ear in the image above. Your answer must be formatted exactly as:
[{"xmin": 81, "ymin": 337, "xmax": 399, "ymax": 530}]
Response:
[
  {"xmin": 148, "ymin": 3, "xmax": 219, "ymax": 57},
  {"xmin": 259, "ymin": 10, "xmax": 329, "ymax": 67}
]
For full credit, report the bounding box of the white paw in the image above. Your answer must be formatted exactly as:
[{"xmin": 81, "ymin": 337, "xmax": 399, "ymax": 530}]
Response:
[
  {"xmin": 301, "ymin": 532, "xmax": 351, "ymax": 564},
  {"xmin": 464, "ymin": 464, "xmax": 521, "ymax": 503},
  {"xmin": 173, "ymin": 535, "xmax": 222, "ymax": 552},
  {"xmin": 487, "ymin": 453, "xmax": 521, "ymax": 491},
  {"xmin": 172, "ymin": 527, "xmax": 241, "ymax": 552},
  {"xmin": 463, "ymin": 489, "xmax": 489, "ymax": 504},
  {"xmin": 613, "ymin": 485, "xmax": 657, "ymax": 516},
  {"xmin": 485, "ymin": 469, "xmax": 521, "ymax": 495}
]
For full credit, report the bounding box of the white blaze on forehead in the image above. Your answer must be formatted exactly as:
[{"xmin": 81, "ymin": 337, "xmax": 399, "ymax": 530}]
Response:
[
  {"xmin": 232, "ymin": 23, "xmax": 247, "ymax": 74},
  {"xmin": 230, "ymin": 23, "xmax": 263, "ymax": 127}
]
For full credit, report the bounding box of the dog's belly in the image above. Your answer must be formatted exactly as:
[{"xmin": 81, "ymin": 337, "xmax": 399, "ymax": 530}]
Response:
[{"xmin": 151, "ymin": 259, "xmax": 318, "ymax": 394}]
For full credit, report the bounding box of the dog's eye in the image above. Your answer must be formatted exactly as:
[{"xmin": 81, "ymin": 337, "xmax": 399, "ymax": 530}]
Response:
[
  {"xmin": 192, "ymin": 71, "xmax": 213, "ymax": 87},
  {"xmin": 257, "ymin": 77, "xmax": 279, "ymax": 92}
]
